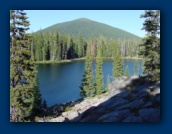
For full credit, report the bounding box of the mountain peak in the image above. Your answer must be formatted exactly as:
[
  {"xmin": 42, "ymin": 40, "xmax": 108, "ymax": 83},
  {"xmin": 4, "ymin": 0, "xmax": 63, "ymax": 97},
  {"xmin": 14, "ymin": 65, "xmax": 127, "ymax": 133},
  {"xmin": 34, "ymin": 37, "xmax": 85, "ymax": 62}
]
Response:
[
  {"xmin": 75, "ymin": 18, "xmax": 91, "ymax": 21},
  {"xmin": 38, "ymin": 18, "xmax": 141, "ymax": 40}
]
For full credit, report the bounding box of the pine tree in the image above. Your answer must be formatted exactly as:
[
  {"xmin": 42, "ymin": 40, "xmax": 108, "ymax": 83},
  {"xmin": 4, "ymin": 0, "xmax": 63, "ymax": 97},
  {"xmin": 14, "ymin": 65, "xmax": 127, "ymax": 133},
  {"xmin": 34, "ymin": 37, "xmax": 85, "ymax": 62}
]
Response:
[
  {"xmin": 48, "ymin": 31, "xmax": 61, "ymax": 61},
  {"xmin": 78, "ymin": 35, "xmax": 84, "ymax": 58},
  {"xmin": 55, "ymin": 31, "xmax": 61, "ymax": 61},
  {"xmin": 44, "ymin": 32, "xmax": 51, "ymax": 60},
  {"xmin": 60, "ymin": 34, "xmax": 68, "ymax": 60},
  {"xmin": 33, "ymin": 32, "xmax": 43, "ymax": 61},
  {"xmin": 67, "ymin": 37, "xmax": 74, "ymax": 59},
  {"xmin": 39, "ymin": 32, "xmax": 45, "ymax": 61},
  {"xmin": 95, "ymin": 48, "xmax": 104, "ymax": 95},
  {"xmin": 113, "ymin": 45, "xmax": 123, "ymax": 79},
  {"xmin": 140, "ymin": 10, "xmax": 160, "ymax": 81},
  {"xmin": 10, "ymin": 10, "xmax": 42, "ymax": 122},
  {"xmin": 124, "ymin": 65, "xmax": 129, "ymax": 77},
  {"xmin": 43, "ymin": 100, "xmax": 47, "ymax": 109},
  {"xmin": 105, "ymin": 74, "xmax": 110, "ymax": 92},
  {"xmin": 32, "ymin": 78, "xmax": 42, "ymax": 117},
  {"xmin": 49, "ymin": 33, "xmax": 55, "ymax": 61},
  {"xmin": 80, "ymin": 47, "xmax": 96, "ymax": 97},
  {"xmin": 37, "ymin": 31, "xmax": 44, "ymax": 61}
]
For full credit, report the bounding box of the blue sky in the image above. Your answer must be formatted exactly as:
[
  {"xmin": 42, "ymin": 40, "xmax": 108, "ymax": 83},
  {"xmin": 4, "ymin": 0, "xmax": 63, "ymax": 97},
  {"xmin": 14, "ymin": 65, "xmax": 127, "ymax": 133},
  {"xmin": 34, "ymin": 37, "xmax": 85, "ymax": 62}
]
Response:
[{"xmin": 25, "ymin": 10, "xmax": 146, "ymax": 37}]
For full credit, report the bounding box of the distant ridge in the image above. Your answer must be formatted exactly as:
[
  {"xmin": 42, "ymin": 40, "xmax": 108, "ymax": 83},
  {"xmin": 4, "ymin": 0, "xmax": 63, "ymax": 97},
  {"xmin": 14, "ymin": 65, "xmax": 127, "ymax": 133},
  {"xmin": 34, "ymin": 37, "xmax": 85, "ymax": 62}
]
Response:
[{"xmin": 37, "ymin": 18, "xmax": 141, "ymax": 40}]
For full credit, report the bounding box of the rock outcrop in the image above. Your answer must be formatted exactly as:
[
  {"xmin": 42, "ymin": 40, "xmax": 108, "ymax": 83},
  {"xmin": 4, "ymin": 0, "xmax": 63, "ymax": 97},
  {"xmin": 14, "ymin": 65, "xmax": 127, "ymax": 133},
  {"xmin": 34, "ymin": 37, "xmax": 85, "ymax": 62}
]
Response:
[{"xmin": 40, "ymin": 76, "xmax": 160, "ymax": 122}]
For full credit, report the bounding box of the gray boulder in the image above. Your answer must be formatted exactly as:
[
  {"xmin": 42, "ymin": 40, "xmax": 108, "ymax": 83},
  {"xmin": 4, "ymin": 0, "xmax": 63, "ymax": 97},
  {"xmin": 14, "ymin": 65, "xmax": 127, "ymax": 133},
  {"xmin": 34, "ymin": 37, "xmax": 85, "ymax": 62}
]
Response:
[
  {"xmin": 108, "ymin": 76, "xmax": 139, "ymax": 97},
  {"xmin": 62, "ymin": 111, "xmax": 79, "ymax": 120},
  {"xmin": 100, "ymin": 97, "xmax": 129, "ymax": 110},
  {"xmin": 116, "ymin": 91, "xmax": 131, "ymax": 98},
  {"xmin": 50, "ymin": 116, "xmax": 65, "ymax": 122},
  {"xmin": 117, "ymin": 98, "xmax": 145, "ymax": 110},
  {"xmin": 97, "ymin": 109, "xmax": 131, "ymax": 122}
]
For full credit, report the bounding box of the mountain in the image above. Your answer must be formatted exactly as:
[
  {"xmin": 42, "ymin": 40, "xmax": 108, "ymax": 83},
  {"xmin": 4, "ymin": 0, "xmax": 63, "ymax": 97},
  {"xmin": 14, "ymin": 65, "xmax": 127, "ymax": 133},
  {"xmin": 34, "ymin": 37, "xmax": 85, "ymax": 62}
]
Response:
[{"xmin": 38, "ymin": 18, "xmax": 141, "ymax": 40}]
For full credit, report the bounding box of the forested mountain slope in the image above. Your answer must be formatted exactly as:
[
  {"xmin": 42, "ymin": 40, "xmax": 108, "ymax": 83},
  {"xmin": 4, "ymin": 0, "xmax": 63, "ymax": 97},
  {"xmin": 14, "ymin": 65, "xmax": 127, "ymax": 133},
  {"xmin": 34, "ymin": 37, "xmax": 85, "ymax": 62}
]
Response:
[{"xmin": 37, "ymin": 18, "xmax": 141, "ymax": 40}]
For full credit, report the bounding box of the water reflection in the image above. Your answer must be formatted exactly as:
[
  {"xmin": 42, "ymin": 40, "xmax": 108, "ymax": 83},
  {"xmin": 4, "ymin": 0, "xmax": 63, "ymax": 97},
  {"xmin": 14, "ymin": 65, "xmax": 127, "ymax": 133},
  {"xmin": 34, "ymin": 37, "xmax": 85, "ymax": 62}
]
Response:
[{"xmin": 37, "ymin": 59, "xmax": 143, "ymax": 106}]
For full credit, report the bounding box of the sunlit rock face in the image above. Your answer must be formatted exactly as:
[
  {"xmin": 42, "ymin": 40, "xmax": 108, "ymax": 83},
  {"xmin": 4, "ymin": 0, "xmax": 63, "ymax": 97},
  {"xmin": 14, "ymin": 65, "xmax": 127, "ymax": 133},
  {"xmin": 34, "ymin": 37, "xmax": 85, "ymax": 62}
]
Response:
[{"xmin": 40, "ymin": 76, "xmax": 160, "ymax": 122}]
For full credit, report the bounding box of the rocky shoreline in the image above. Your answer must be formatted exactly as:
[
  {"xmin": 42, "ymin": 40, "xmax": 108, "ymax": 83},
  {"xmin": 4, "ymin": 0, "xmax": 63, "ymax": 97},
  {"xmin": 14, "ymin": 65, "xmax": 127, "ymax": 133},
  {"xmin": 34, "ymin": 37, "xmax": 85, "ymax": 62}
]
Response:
[{"xmin": 38, "ymin": 76, "xmax": 160, "ymax": 122}]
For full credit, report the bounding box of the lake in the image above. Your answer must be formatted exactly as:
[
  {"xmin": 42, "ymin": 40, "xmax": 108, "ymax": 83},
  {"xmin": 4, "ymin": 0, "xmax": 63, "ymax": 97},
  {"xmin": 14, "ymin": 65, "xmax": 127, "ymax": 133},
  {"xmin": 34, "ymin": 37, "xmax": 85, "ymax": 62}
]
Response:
[{"xmin": 37, "ymin": 59, "xmax": 143, "ymax": 107}]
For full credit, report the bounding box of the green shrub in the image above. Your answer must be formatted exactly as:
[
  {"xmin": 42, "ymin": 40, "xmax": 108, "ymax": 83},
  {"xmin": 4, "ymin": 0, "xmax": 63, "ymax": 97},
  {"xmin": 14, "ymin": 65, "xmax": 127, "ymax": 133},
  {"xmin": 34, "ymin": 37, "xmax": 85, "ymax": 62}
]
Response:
[{"xmin": 64, "ymin": 106, "xmax": 71, "ymax": 112}]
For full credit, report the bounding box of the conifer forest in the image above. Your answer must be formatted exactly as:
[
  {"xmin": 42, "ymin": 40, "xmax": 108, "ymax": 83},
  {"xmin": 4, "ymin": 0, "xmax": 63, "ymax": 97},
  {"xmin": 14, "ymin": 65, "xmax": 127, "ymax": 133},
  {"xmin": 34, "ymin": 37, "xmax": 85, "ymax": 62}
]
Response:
[{"xmin": 10, "ymin": 10, "xmax": 160, "ymax": 122}]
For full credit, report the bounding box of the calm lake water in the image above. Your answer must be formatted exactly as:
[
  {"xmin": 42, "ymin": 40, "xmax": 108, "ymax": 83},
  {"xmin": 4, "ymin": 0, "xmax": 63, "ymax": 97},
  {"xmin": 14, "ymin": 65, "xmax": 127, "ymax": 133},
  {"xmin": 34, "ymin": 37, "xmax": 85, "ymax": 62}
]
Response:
[{"xmin": 37, "ymin": 59, "xmax": 143, "ymax": 107}]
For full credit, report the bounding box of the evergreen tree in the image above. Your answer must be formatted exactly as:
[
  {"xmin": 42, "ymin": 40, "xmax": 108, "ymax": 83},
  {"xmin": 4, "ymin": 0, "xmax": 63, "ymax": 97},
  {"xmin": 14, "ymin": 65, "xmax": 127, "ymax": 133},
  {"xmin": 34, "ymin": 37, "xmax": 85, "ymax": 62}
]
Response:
[
  {"xmin": 140, "ymin": 10, "xmax": 160, "ymax": 81},
  {"xmin": 113, "ymin": 45, "xmax": 123, "ymax": 79},
  {"xmin": 43, "ymin": 100, "xmax": 47, "ymax": 109},
  {"xmin": 32, "ymin": 32, "xmax": 140, "ymax": 62},
  {"xmin": 105, "ymin": 74, "xmax": 110, "ymax": 92},
  {"xmin": 95, "ymin": 48, "xmax": 104, "ymax": 95},
  {"xmin": 36, "ymin": 31, "xmax": 44, "ymax": 61},
  {"xmin": 34, "ymin": 33, "xmax": 41, "ymax": 61},
  {"xmin": 32, "ymin": 78, "xmax": 42, "ymax": 117},
  {"xmin": 10, "ymin": 10, "xmax": 42, "ymax": 122},
  {"xmin": 83, "ymin": 41, "xmax": 87, "ymax": 57},
  {"xmin": 78, "ymin": 35, "xmax": 84, "ymax": 58},
  {"xmin": 49, "ymin": 33, "xmax": 55, "ymax": 61},
  {"xmin": 124, "ymin": 65, "xmax": 129, "ymax": 77},
  {"xmin": 80, "ymin": 48, "xmax": 96, "ymax": 97},
  {"xmin": 55, "ymin": 31, "xmax": 61, "ymax": 61},
  {"xmin": 44, "ymin": 32, "xmax": 51, "ymax": 60},
  {"xmin": 60, "ymin": 34, "xmax": 68, "ymax": 60},
  {"xmin": 39, "ymin": 32, "xmax": 46, "ymax": 61}
]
